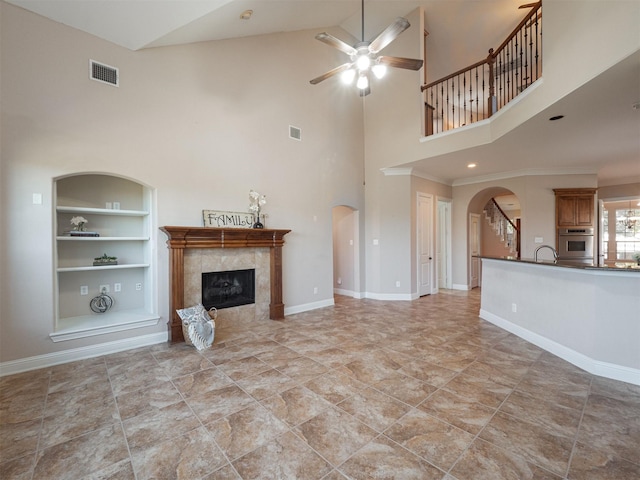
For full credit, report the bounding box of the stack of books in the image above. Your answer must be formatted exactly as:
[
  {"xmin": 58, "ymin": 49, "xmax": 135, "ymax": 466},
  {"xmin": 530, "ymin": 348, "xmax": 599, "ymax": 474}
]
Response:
[{"xmin": 67, "ymin": 231, "xmax": 100, "ymax": 237}]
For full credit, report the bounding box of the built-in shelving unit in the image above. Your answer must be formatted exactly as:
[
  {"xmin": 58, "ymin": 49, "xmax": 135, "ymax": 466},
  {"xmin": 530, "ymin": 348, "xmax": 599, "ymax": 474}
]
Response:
[{"xmin": 52, "ymin": 174, "xmax": 158, "ymax": 342}]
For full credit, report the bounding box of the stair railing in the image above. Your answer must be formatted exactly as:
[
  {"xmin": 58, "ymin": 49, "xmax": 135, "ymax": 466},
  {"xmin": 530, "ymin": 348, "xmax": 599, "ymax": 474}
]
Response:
[
  {"xmin": 421, "ymin": 1, "xmax": 542, "ymax": 136},
  {"xmin": 484, "ymin": 198, "xmax": 520, "ymax": 258}
]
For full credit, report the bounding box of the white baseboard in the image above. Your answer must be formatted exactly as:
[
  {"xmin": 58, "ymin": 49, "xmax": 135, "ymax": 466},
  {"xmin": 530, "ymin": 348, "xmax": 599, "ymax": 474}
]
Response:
[
  {"xmin": 364, "ymin": 292, "xmax": 414, "ymax": 301},
  {"xmin": 452, "ymin": 284, "xmax": 470, "ymax": 291},
  {"xmin": 479, "ymin": 309, "xmax": 640, "ymax": 386},
  {"xmin": 0, "ymin": 331, "xmax": 168, "ymax": 377},
  {"xmin": 333, "ymin": 289, "xmax": 365, "ymax": 299},
  {"xmin": 284, "ymin": 298, "xmax": 335, "ymax": 315}
]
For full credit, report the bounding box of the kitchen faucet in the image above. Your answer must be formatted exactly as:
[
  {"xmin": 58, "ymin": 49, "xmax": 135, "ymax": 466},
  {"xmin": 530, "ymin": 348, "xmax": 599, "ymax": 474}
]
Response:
[{"xmin": 534, "ymin": 245, "xmax": 558, "ymax": 262}]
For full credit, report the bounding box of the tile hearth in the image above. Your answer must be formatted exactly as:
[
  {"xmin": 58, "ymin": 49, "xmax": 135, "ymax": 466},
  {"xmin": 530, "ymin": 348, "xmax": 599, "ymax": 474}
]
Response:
[{"xmin": 1, "ymin": 290, "xmax": 639, "ymax": 479}]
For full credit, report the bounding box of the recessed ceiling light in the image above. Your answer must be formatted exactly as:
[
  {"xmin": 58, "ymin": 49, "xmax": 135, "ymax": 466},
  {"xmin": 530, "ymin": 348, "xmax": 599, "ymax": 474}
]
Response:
[
  {"xmin": 549, "ymin": 115, "xmax": 564, "ymax": 121},
  {"xmin": 240, "ymin": 9, "xmax": 253, "ymax": 20},
  {"xmin": 467, "ymin": 163, "xmax": 477, "ymax": 168}
]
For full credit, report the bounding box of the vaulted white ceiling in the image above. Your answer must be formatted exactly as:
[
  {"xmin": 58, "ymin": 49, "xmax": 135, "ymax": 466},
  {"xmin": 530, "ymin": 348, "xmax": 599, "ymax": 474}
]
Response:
[{"xmin": 5, "ymin": 0, "xmax": 519, "ymax": 52}]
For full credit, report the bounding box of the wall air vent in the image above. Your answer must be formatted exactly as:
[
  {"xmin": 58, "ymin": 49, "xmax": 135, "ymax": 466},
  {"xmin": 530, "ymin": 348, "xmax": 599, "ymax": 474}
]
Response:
[
  {"xmin": 289, "ymin": 125, "xmax": 302, "ymax": 141},
  {"xmin": 89, "ymin": 60, "xmax": 119, "ymax": 87}
]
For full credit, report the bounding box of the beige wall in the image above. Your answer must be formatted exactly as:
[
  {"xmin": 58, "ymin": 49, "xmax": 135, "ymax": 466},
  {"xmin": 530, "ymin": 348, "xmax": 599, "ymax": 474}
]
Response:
[
  {"xmin": 364, "ymin": 8, "xmax": 425, "ymax": 297},
  {"xmin": 0, "ymin": 3, "xmax": 364, "ymax": 363},
  {"xmin": 598, "ymin": 182, "xmax": 640, "ymax": 200}
]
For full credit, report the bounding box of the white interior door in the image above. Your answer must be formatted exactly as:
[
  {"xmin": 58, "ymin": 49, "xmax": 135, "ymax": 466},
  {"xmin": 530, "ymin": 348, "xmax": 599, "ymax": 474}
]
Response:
[
  {"xmin": 469, "ymin": 213, "xmax": 481, "ymax": 289},
  {"xmin": 437, "ymin": 199, "xmax": 452, "ymax": 289},
  {"xmin": 418, "ymin": 193, "xmax": 434, "ymax": 296}
]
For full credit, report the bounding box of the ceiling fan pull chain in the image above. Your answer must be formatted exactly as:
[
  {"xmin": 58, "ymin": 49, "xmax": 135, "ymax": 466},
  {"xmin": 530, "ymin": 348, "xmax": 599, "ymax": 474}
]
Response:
[{"xmin": 361, "ymin": 0, "xmax": 365, "ymax": 42}]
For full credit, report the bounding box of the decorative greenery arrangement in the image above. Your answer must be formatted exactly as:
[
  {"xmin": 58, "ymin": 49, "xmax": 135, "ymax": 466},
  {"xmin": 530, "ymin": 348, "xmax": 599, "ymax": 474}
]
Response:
[{"xmin": 93, "ymin": 253, "xmax": 118, "ymax": 266}]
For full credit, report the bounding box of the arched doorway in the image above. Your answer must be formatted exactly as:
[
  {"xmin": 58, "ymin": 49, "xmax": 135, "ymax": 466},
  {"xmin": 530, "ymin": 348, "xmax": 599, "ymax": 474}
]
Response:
[
  {"xmin": 332, "ymin": 206, "xmax": 361, "ymax": 298},
  {"xmin": 467, "ymin": 187, "xmax": 521, "ymax": 288}
]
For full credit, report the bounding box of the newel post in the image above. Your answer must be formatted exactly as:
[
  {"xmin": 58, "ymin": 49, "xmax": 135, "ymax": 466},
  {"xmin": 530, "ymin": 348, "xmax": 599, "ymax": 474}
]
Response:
[{"xmin": 487, "ymin": 48, "xmax": 497, "ymax": 117}]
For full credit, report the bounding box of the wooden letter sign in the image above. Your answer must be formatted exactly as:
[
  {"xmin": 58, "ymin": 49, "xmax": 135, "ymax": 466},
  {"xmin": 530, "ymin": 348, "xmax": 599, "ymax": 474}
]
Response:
[{"xmin": 203, "ymin": 210, "xmax": 254, "ymax": 228}]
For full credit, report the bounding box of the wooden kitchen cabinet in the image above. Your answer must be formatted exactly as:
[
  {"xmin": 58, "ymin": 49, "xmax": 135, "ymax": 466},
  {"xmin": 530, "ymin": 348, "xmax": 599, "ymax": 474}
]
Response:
[{"xmin": 554, "ymin": 188, "xmax": 596, "ymax": 227}]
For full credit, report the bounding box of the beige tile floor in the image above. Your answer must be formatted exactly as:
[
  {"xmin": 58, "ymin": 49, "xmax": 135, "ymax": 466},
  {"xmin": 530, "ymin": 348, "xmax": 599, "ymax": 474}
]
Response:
[{"xmin": 1, "ymin": 290, "xmax": 639, "ymax": 479}]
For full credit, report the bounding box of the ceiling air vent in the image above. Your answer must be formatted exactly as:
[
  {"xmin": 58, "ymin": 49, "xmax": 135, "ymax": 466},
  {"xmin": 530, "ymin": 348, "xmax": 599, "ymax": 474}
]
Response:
[
  {"xmin": 89, "ymin": 60, "xmax": 119, "ymax": 87},
  {"xmin": 289, "ymin": 125, "xmax": 302, "ymax": 141}
]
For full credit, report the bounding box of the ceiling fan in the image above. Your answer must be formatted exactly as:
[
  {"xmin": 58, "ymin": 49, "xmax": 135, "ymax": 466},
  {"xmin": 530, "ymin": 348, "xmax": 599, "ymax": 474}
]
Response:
[{"xmin": 310, "ymin": 0, "xmax": 423, "ymax": 96}]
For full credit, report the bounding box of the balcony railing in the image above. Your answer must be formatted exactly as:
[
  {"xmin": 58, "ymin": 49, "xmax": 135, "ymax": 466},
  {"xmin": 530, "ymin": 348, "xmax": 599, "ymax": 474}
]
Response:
[{"xmin": 421, "ymin": 1, "xmax": 542, "ymax": 136}]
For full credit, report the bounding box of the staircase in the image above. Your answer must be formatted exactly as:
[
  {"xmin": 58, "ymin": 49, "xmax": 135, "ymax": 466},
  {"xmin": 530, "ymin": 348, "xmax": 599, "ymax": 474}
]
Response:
[{"xmin": 483, "ymin": 198, "xmax": 520, "ymax": 257}]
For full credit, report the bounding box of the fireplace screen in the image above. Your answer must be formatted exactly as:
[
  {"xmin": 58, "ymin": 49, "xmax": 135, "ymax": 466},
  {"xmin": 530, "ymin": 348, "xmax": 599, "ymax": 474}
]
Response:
[{"xmin": 202, "ymin": 269, "xmax": 255, "ymax": 310}]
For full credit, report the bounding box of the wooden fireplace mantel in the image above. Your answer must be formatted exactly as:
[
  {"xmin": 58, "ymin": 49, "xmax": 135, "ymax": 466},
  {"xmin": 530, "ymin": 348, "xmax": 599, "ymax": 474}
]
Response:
[{"xmin": 160, "ymin": 226, "xmax": 291, "ymax": 343}]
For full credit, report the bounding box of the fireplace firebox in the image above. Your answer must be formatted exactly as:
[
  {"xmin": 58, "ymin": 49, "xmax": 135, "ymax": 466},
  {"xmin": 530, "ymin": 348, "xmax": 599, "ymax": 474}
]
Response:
[{"xmin": 202, "ymin": 269, "xmax": 255, "ymax": 310}]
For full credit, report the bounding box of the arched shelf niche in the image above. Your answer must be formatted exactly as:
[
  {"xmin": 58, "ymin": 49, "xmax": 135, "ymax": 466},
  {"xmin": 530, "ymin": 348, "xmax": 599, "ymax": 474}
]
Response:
[{"xmin": 51, "ymin": 173, "xmax": 159, "ymax": 342}]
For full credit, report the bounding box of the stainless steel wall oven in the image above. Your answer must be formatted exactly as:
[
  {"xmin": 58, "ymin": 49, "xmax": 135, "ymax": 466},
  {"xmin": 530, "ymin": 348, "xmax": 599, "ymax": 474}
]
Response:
[{"xmin": 557, "ymin": 227, "xmax": 594, "ymax": 264}]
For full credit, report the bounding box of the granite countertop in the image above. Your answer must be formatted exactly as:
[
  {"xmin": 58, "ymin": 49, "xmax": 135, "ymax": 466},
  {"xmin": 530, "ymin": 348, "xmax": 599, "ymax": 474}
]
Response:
[{"xmin": 480, "ymin": 256, "xmax": 640, "ymax": 272}]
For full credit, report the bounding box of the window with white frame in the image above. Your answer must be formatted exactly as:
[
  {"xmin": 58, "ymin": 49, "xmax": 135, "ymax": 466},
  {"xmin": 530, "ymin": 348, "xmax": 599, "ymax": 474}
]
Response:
[{"xmin": 602, "ymin": 200, "xmax": 640, "ymax": 262}]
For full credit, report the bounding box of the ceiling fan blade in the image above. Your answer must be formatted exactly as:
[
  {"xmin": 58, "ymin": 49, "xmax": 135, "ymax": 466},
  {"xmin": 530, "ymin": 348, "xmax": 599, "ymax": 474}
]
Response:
[
  {"xmin": 368, "ymin": 17, "xmax": 410, "ymax": 54},
  {"xmin": 378, "ymin": 56, "xmax": 424, "ymax": 71},
  {"xmin": 315, "ymin": 33, "xmax": 357, "ymax": 56},
  {"xmin": 310, "ymin": 63, "xmax": 353, "ymax": 85}
]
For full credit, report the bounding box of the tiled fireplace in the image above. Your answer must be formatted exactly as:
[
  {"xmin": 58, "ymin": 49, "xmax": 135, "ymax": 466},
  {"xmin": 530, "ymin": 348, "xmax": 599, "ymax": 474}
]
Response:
[
  {"xmin": 185, "ymin": 249, "xmax": 268, "ymax": 319},
  {"xmin": 160, "ymin": 226, "xmax": 291, "ymax": 342}
]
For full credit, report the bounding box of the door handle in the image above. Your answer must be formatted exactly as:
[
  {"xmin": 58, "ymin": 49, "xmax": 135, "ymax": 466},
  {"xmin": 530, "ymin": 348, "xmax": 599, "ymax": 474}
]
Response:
[{"xmin": 429, "ymin": 257, "xmax": 433, "ymax": 260}]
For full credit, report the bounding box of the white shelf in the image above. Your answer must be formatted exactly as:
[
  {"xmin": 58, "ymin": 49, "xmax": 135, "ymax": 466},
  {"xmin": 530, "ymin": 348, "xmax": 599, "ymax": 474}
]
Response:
[
  {"xmin": 54, "ymin": 174, "xmax": 156, "ymax": 339},
  {"xmin": 57, "ymin": 263, "xmax": 149, "ymax": 273},
  {"xmin": 57, "ymin": 206, "xmax": 148, "ymax": 216},
  {"xmin": 57, "ymin": 236, "xmax": 149, "ymax": 241},
  {"xmin": 50, "ymin": 309, "xmax": 160, "ymax": 342}
]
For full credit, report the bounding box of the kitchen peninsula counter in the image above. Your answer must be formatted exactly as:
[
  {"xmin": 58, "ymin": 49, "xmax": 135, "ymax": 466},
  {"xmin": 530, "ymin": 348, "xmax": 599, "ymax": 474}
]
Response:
[
  {"xmin": 480, "ymin": 255, "xmax": 640, "ymax": 273},
  {"xmin": 479, "ymin": 257, "xmax": 640, "ymax": 386}
]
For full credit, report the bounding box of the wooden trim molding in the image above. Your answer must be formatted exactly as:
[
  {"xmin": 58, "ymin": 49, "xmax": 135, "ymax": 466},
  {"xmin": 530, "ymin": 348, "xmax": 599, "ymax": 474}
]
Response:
[{"xmin": 160, "ymin": 226, "xmax": 291, "ymax": 343}]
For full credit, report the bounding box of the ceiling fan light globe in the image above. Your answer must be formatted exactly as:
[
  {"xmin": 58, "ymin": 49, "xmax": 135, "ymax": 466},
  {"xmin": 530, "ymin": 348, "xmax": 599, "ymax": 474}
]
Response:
[
  {"xmin": 356, "ymin": 55, "xmax": 370, "ymax": 71},
  {"xmin": 341, "ymin": 69, "xmax": 356, "ymax": 84},
  {"xmin": 356, "ymin": 74, "xmax": 369, "ymax": 90},
  {"xmin": 372, "ymin": 64, "xmax": 387, "ymax": 79}
]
